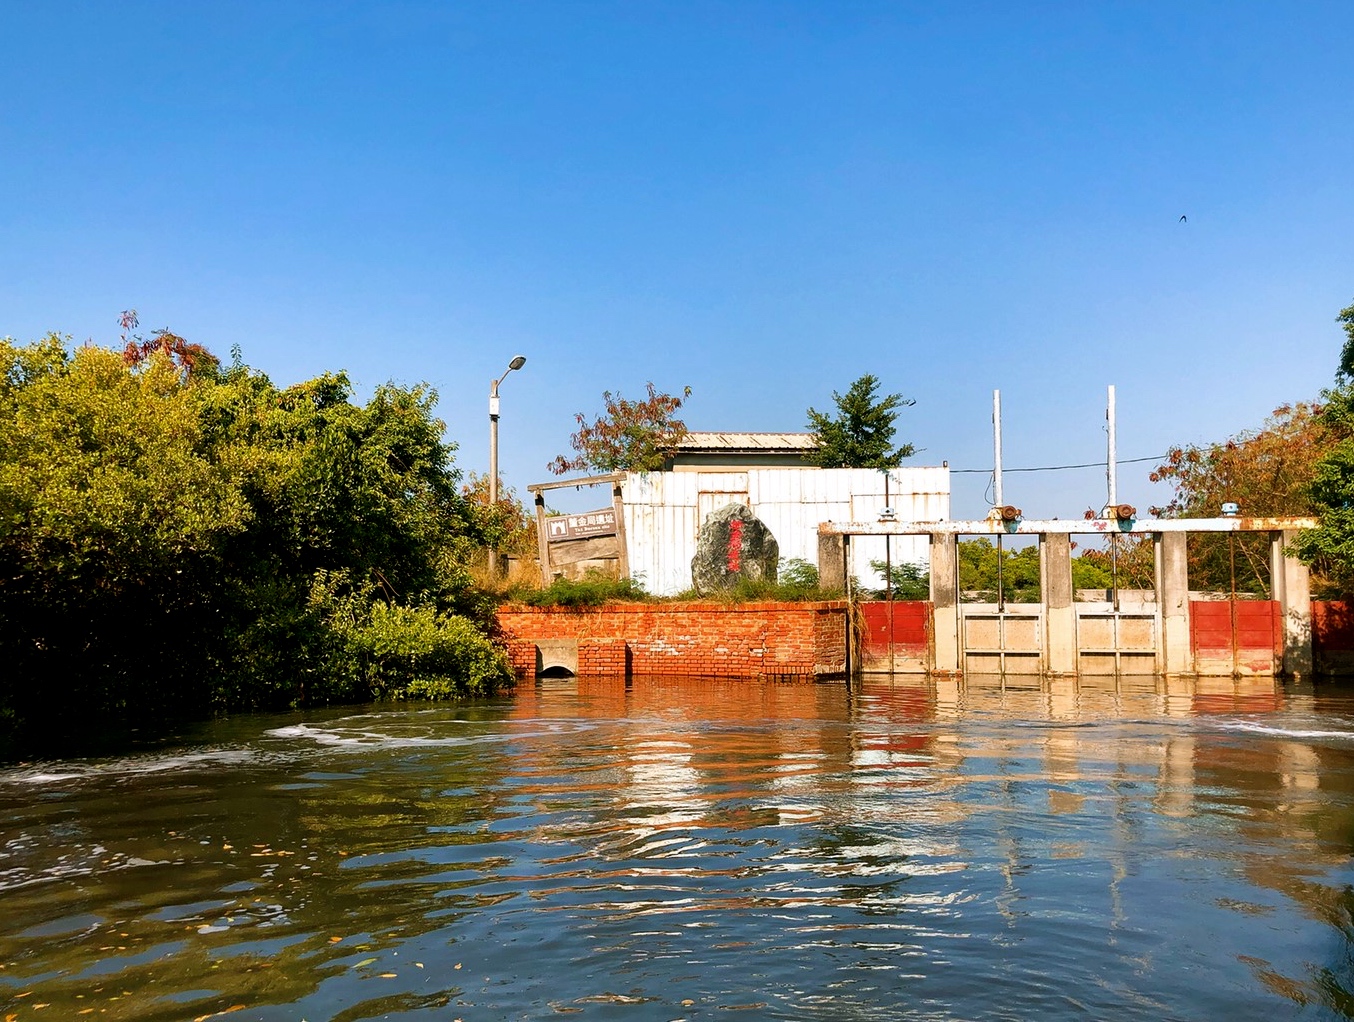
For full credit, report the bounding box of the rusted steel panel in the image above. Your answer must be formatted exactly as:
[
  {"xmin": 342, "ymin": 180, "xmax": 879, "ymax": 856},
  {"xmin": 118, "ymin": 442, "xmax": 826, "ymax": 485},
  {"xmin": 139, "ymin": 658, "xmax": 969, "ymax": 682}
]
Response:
[
  {"xmin": 1315, "ymin": 601, "xmax": 1354, "ymax": 650},
  {"xmin": 1190, "ymin": 600, "xmax": 1279, "ymax": 674},
  {"xmin": 677, "ymin": 431, "xmax": 818, "ymax": 452},
  {"xmin": 858, "ymin": 600, "xmax": 931, "ymax": 673},
  {"xmin": 860, "ymin": 601, "xmax": 929, "ymax": 651},
  {"xmin": 1190, "ymin": 601, "xmax": 1235, "ymax": 655}
]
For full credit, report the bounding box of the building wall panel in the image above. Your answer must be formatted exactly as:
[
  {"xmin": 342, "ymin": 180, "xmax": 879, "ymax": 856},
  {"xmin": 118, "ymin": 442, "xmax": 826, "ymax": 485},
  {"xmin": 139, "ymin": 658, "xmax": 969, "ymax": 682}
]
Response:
[{"xmin": 623, "ymin": 466, "xmax": 950, "ymax": 596}]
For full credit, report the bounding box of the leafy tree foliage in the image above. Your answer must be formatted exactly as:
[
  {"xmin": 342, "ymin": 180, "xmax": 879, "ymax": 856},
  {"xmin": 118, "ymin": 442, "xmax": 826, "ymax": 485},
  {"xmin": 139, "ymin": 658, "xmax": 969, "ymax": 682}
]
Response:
[
  {"xmin": 0, "ymin": 334, "xmax": 512, "ymax": 757},
  {"xmin": 1146, "ymin": 300, "xmax": 1354, "ymax": 595},
  {"xmin": 1295, "ymin": 302, "xmax": 1354, "ymax": 593},
  {"xmin": 1150, "ymin": 403, "xmax": 1326, "ymax": 521},
  {"xmin": 1149, "ymin": 402, "xmax": 1329, "ymax": 593},
  {"xmin": 956, "ymin": 539, "xmax": 1043, "ymax": 601},
  {"xmin": 872, "ymin": 540, "xmax": 1123, "ymax": 603},
  {"xmin": 868, "ymin": 559, "xmax": 930, "ymax": 600},
  {"xmin": 1070, "ymin": 538, "xmax": 1154, "ymax": 592},
  {"xmin": 120, "ymin": 316, "xmax": 219, "ymax": 377},
  {"xmin": 1338, "ymin": 300, "xmax": 1354, "ymax": 384},
  {"xmin": 462, "ymin": 471, "xmax": 538, "ymax": 558},
  {"xmin": 548, "ymin": 382, "xmax": 692, "ymax": 475},
  {"xmin": 805, "ymin": 374, "xmax": 916, "ymax": 469}
]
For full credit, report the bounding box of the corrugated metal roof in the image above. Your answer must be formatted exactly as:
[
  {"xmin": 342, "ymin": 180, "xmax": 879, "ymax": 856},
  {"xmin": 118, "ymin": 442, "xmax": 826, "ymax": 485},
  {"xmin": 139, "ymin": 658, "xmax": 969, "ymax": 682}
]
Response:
[{"xmin": 676, "ymin": 431, "xmax": 819, "ymax": 453}]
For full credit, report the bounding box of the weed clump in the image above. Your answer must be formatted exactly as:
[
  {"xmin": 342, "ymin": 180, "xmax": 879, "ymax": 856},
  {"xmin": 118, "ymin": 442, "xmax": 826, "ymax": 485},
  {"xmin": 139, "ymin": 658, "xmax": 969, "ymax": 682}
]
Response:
[
  {"xmin": 671, "ymin": 559, "xmax": 844, "ymax": 602},
  {"xmin": 516, "ymin": 572, "xmax": 652, "ymax": 608}
]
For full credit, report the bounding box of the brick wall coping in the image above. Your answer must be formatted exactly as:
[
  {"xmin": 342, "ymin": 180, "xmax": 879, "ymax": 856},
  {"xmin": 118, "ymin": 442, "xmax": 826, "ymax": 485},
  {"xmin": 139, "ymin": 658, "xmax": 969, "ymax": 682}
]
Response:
[{"xmin": 498, "ymin": 600, "xmax": 848, "ymax": 614}]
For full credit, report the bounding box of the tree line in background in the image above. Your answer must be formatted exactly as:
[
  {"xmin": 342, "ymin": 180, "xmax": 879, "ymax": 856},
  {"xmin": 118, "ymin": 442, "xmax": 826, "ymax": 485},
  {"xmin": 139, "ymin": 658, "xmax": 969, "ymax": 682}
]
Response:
[{"xmin": 0, "ymin": 325, "xmax": 513, "ymax": 757}]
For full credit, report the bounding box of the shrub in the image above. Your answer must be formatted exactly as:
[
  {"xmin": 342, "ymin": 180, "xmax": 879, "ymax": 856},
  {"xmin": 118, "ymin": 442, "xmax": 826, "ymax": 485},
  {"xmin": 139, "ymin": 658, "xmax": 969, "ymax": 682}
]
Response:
[
  {"xmin": 312, "ymin": 572, "xmax": 513, "ymax": 699},
  {"xmin": 516, "ymin": 571, "xmax": 651, "ymax": 608}
]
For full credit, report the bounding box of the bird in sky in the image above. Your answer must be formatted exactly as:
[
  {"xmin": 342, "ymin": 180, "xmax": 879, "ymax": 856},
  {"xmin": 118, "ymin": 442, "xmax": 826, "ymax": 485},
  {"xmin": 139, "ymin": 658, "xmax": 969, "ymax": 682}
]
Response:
[{"xmin": 1179, "ymin": 214, "xmax": 1187, "ymax": 222}]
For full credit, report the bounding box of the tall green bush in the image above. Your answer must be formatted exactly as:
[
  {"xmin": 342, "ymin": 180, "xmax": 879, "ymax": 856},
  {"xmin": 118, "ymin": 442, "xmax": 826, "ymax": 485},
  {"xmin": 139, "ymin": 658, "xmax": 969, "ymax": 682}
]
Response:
[{"xmin": 0, "ymin": 334, "xmax": 510, "ymax": 757}]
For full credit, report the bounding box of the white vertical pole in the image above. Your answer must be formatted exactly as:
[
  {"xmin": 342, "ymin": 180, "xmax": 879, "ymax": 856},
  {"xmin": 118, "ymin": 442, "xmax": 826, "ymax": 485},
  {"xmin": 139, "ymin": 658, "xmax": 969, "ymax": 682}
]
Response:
[
  {"xmin": 993, "ymin": 389, "xmax": 1004, "ymax": 613},
  {"xmin": 489, "ymin": 384, "xmax": 501, "ymax": 575},
  {"xmin": 1107, "ymin": 384, "xmax": 1119, "ymax": 611},
  {"xmin": 993, "ymin": 389, "xmax": 1003, "ymax": 507},
  {"xmin": 1106, "ymin": 384, "xmax": 1117, "ymax": 509}
]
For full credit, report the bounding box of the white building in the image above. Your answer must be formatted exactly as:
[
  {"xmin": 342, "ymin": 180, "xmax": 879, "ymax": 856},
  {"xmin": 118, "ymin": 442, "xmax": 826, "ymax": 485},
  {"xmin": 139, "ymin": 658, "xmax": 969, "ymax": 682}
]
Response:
[{"xmin": 619, "ymin": 433, "xmax": 950, "ymax": 595}]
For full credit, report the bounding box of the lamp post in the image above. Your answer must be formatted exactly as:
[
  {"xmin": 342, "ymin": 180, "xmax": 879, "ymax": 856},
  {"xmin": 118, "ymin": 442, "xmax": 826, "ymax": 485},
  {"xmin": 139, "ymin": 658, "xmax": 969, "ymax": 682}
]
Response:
[{"xmin": 488, "ymin": 355, "xmax": 527, "ymax": 575}]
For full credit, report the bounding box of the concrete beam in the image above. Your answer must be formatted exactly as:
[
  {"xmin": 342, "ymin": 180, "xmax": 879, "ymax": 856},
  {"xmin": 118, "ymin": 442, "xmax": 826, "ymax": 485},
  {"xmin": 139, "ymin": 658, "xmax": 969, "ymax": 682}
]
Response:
[{"xmin": 819, "ymin": 517, "xmax": 1317, "ymax": 537}]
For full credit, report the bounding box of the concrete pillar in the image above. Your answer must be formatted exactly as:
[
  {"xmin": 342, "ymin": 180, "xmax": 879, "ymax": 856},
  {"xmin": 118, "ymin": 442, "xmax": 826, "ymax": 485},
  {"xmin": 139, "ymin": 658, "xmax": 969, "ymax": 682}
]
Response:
[
  {"xmin": 930, "ymin": 533, "xmax": 960, "ymax": 673},
  {"xmin": 818, "ymin": 532, "xmax": 846, "ymax": 593},
  {"xmin": 1157, "ymin": 532, "xmax": 1191, "ymax": 675},
  {"xmin": 1041, "ymin": 533, "xmax": 1076, "ymax": 674},
  {"xmin": 1273, "ymin": 530, "xmax": 1313, "ymax": 677}
]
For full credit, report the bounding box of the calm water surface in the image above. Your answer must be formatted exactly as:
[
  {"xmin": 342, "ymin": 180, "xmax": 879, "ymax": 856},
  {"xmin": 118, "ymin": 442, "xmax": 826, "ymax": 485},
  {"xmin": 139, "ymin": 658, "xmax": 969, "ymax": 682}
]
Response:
[{"xmin": 4, "ymin": 675, "xmax": 1354, "ymax": 1021}]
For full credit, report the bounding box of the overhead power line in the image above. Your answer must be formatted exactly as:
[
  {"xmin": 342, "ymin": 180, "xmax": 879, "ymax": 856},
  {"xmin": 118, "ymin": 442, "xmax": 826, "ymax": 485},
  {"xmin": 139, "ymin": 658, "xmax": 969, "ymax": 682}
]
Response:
[{"xmin": 949, "ymin": 454, "xmax": 1166, "ymax": 475}]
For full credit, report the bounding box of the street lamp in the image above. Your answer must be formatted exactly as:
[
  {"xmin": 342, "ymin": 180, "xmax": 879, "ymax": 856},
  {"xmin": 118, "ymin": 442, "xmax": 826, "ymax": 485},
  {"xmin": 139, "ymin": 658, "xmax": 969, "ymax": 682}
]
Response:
[{"xmin": 488, "ymin": 354, "xmax": 527, "ymax": 574}]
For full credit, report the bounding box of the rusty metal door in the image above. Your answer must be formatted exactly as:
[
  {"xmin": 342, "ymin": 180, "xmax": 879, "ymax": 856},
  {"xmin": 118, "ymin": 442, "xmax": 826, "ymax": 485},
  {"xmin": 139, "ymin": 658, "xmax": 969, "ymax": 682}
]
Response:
[{"xmin": 1190, "ymin": 600, "xmax": 1280, "ymax": 675}]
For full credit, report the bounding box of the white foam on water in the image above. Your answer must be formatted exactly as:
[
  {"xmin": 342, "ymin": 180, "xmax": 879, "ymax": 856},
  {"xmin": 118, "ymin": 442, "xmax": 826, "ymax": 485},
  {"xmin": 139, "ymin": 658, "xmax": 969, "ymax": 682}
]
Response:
[
  {"xmin": 1, "ymin": 715, "xmax": 592, "ymax": 789},
  {"xmin": 1219, "ymin": 720, "xmax": 1354, "ymax": 741},
  {"xmin": 266, "ymin": 718, "xmax": 595, "ymax": 751},
  {"xmin": 0, "ymin": 748, "xmax": 267, "ymax": 788},
  {"xmin": 265, "ymin": 722, "xmax": 488, "ymax": 749}
]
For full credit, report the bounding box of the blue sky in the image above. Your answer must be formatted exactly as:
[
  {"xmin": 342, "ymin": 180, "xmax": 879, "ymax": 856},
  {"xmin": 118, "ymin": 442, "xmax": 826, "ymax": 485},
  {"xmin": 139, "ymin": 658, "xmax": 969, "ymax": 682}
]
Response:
[{"xmin": 3, "ymin": 1, "xmax": 1353, "ymax": 519}]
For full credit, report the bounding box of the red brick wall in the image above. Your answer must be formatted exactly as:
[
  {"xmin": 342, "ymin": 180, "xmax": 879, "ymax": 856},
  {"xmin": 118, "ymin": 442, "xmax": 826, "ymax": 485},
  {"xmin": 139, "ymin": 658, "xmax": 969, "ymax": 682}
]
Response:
[{"xmin": 496, "ymin": 601, "xmax": 849, "ymax": 680}]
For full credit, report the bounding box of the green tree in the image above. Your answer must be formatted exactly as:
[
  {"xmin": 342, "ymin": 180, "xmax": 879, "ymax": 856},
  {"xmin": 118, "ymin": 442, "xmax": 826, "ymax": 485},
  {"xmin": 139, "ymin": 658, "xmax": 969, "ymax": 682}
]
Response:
[
  {"xmin": 1149, "ymin": 402, "xmax": 1328, "ymax": 593},
  {"xmin": 0, "ymin": 332, "xmax": 512, "ymax": 757},
  {"xmin": 1337, "ymin": 300, "xmax": 1354, "ymax": 383},
  {"xmin": 868, "ymin": 559, "xmax": 930, "ymax": 599},
  {"xmin": 957, "ymin": 539, "xmax": 1041, "ymax": 601},
  {"xmin": 462, "ymin": 471, "xmax": 539, "ymax": 558},
  {"xmin": 1296, "ymin": 301, "xmax": 1354, "ymax": 593},
  {"xmin": 805, "ymin": 374, "xmax": 916, "ymax": 469},
  {"xmin": 1070, "ymin": 539, "xmax": 1154, "ymax": 592},
  {"xmin": 548, "ymin": 382, "xmax": 692, "ymax": 475}
]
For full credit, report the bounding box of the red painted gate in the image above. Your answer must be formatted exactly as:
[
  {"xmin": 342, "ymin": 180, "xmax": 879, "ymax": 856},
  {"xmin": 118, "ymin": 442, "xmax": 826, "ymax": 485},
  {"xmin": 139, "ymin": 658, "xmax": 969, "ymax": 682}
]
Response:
[
  {"xmin": 1189, "ymin": 600, "xmax": 1280, "ymax": 675},
  {"xmin": 859, "ymin": 601, "xmax": 930, "ymax": 673}
]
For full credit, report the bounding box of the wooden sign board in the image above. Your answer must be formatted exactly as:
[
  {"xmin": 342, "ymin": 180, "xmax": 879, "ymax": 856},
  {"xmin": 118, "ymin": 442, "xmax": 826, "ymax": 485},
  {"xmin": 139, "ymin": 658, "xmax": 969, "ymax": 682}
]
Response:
[{"xmin": 545, "ymin": 508, "xmax": 619, "ymax": 543}]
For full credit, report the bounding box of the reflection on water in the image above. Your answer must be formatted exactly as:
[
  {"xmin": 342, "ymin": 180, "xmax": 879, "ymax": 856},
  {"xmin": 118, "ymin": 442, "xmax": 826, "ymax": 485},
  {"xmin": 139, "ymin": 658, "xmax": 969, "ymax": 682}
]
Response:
[{"xmin": 3, "ymin": 675, "xmax": 1354, "ymax": 1020}]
